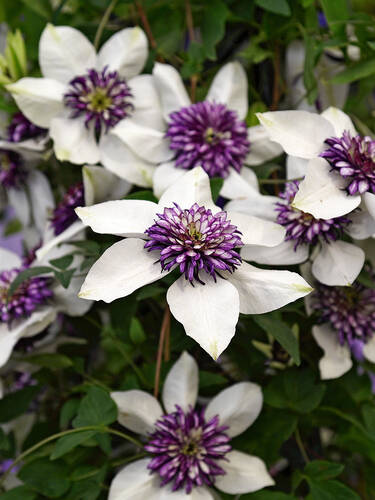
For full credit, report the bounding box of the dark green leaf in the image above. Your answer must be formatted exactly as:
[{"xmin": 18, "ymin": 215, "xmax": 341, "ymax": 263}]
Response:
[
  {"xmin": 7, "ymin": 266, "xmax": 53, "ymax": 298},
  {"xmin": 124, "ymin": 190, "xmax": 158, "ymax": 203},
  {"xmin": 0, "ymin": 385, "xmax": 41, "ymax": 423},
  {"xmin": 305, "ymin": 460, "xmax": 345, "ymax": 481},
  {"xmin": 4, "ymin": 218, "xmax": 22, "ymax": 236},
  {"xmin": 242, "ymin": 492, "xmax": 297, "ymax": 499},
  {"xmin": 70, "ymin": 240, "xmax": 101, "ymax": 256},
  {"xmin": 54, "ymin": 268, "xmax": 75, "ymax": 288},
  {"xmin": 130, "ymin": 317, "xmax": 146, "ymax": 344},
  {"xmin": 210, "ymin": 177, "xmax": 224, "ymax": 201},
  {"xmin": 320, "ymin": 0, "xmax": 348, "ymax": 38},
  {"xmin": 307, "ymin": 479, "xmax": 361, "ymax": 500},
  {"xmin": 24, "ymin": 353, "xmax": 73, "ymax": 370},
  {"xmin": 19, "ymin": 458, "xmax": 70, "ymax": 498},
  {"xmin": 49, "ymin": 254, "xmax": 74, "ymax": 270},
  {"xmin": 51, "ymin": 430, "xmax": 97, "ymax": 460},
  {"xmin": 0, "ymin": 486, "xmax": 37, "ymax": 500},
  {"xmin": 60, "ymin": 399, "xmax": 80, "ymax": 428},
  {"xmin": 331, "ymin": 58, "xmax": 375, "ymax": 84},
  {"xmin": 73, "ymin": 386, "xmax": 117, "ymax": 427},
  {"xmin": 255, "ymin": 0, "xmax": 291, "ymax": 16},
  {"xmin": 201, "ymin": 0, "xmax": 229, "ymax": 59}
]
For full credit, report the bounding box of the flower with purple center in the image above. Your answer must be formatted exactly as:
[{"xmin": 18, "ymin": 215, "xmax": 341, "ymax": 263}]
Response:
[
  {"xmin": 7, "ymin": 112, "xmax": 47, "ymax": 143},
  {"xmin": 109, "ymin": 351, "xmax": 274, "ymax": 499},
  {"xmin": 166, "ymin": 101, "xmax": 250, "ymax": 178},
  {"xmin": 320, "ymin": 131, "xmax": 375, "ymax": 195},
  {"xmin": 64, "ymin": 67, "xmax": 133, "ymax": 134},
  {"xmin": 274, "ymin": 181, "xmax": 351, "ymax": 250},
  {"xmin": 145, "ymin": 405, "xmax": 231, "ymax": 493},
  {"xmin": 50, "ymin": 183, "xmax": 84, "ymax": 236},
  {"xmin": 144, "ymin": 202, "xmax": 243, "ymax": 284},
  {"xmin": 0, "ymin": 149, "xmax": 26, "ymax": 189}
]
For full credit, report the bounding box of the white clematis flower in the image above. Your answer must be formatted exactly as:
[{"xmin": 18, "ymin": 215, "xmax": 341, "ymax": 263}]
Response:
[
  {"xmin": 76, "ymin": 166, "xmax": 312, "ymax": 359},
  {"xmin": 109, "ymin": 351, "xmax": 275, "ymax": 499}
]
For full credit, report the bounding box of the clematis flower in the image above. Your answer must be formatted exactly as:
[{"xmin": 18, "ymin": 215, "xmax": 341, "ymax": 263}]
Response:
[
  {"xmin": 109, "ymin": 351, "xmax": 274, "ymax": 499},
  {"xmin": 76, "ymin": 167, "xmax": 312, "ymax": 359},
  {"xmin": 147, "ymin": 61, "xmax": 283, "ymax": 199},
  {"xmin": 257, "ymin": 107, "xmax": 375, "ymax": 220},
  {"xmin": 0, "ymin": 244, "xmax": 91, "ymax": 368},
  {"xmin": 305, "ymin": 266, "xmax": 375, "ymax": 379},
  {"xmin": 225, "ymin": 180, "xmax": 375, "ymax": 286},
  {"xmin": 6, "ymin": 24, "xmax": 166, "ymax": 187}
]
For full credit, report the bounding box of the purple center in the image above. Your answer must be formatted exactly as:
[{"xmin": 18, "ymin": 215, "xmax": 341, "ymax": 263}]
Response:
[
  {"xmin": 166, "ymin": 101, "xmax": 250, "ymax": 178},
  {"xmin": 0, "ymin": 149, "xmax": 27, "ymax": 189},
  {"xmin": 144, "ymin": 203, "xmax": 243, "ymax": 284},
  {"xmin": 0, "ymin": 265, "xmax": 53, "ymax": 324},
  {"xmin": 64, "ymin": 67, "xmax": 133, "ymax": 134},
  {"xmin": 7, "ymin": 112, "xmax": 47, "ymax": 143},
  {"xmin": 50, "ymin": 183, "xmax": 84, "ymax": 236},
  {"xmin": 320, "ymin": 131, "xmax": 375, "ymax": 195},
  {"xmin": 145, "ymin": 405, "xmax": 231, "ymax": 493},
  {"xmin": 311, "ymin": 275, "xmax": 375, "ymax": 349},
  {"xmin": 275, "ymin": 181, "xmax": 351, "ymax": 250}
]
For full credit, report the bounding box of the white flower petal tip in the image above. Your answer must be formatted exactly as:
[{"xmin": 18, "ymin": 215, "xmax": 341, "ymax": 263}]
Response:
[{"xmin": 312, "ymin": 325, "xmax": 353, "ymax": 380}]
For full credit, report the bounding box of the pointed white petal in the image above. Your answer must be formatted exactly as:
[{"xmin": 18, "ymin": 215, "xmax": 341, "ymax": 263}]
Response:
[
  {"xmin": 153, "ymin": 162, "xmax": 185, "ymax": 199},
  {"xmin": 111, "ymin": 391, "xmax": 162, "ymax": 435},
  {"xmin": 321, "ymin": 107, "xmax": 357, "ymax": 137},
  {"xmin": 108, "ymin": 459, "xmax": 158, "ymax": 500},
  {"xmin": 54, "ymin": 274, "xmax": 93, "ymax": 317},
  {"xmin": 363, "ymin": 336, "xmax": 375, "ymax": 364},
  {"xmin": 162, "ymin": 351, "xmax": 199, "ymax": 413},
  {"xmin": 28, "ymin": 170, "xmax": 54, "ymax": 233},
  {"xmin": 312, "ymin": 325, "xmax": 352, "ymax": 380},
  {"xmin": 225, "ymin": 194, "xmax": 278, "ymax": 221},
  {"xmin": 293, "ymin": 157, "xmax": 361, "ymax": 219},
  {"xmin": 246, "ymin": 125, "xmax": 283, "ymax": 166},
  {"xmin": 206, "ymin": 382, "xmax": 262, "ymax": 437},
  {"xmin": 257, "ymin": 111, "xmax": 334, "ymax": 159},
  {"xmin": 312, "ymin": 241, "xmax": 364, "ymax": 286},
  {"xmin": 100, "ymin": 133, "xmax": 155, "ymax": 187},
  {"xmin": 215, "ymin": 450, "xmax": 274, "ymax": 494},
  {"xmin": 76, "ymin": 199, "xmax": 157, "ymax": 236},
  {"xmin": 36, "ymin": 221, "xmax": 84, "ymax": 262},
  {"xmin": 227, "ymin": 261, "xmax": 313, "ymax": 314},
  {"xmin": 153, "ymin": 63, "xmax": 191, "ymax": 119},
  {"xmin": 206, "ymin": 62, "xmax": 248, "ymax": 120},
  {"xmin": 8, "ymin": 187, "xmax": 30, "ymax": 227},
  {"xmin": 241, "ymin": 239, "xmax": 309, "ymax": 265},
  {"xmin": 39, "ymin": 24, "xmax": 96, "ymax": 84},
  {"xmin": 6, "ymin": 77, "xmax": 65, "ymax": 128},
  {"xmin": 364, "ymin": 192, "xmax": 375, "ymax": 221},
  {"xmin": 345, "ymin": 208, "xmax": 375, "ymax": 240},
  {"xmin": 220, "ymin": 168, "xmax": 259, "ymax": 200},
  {"xmin": 129, "ymin": 74, "xmax": 164, "ymax": 130},
  {"xmin": 98, "ymin": 27, "xmax": 148, "ymax": 80},
  {"xmin": 286, "ymin": 156, "xmax": 308, "ymax": 180},
  {"xmin": 167, "ymin": 275, "xmax": 239, "ymax": 360},
  {"xmin": 82, "ymin": 165, "xmax": 131, "ymax": 206},
  {"xmin": 226, "ymin": 211, "xmax": 285, "ymax": 247},
  {"xmin": 0, "ymin": 248, "xmax": 22, "ymax": 272},
  {"xmin": 79, "ymin": 238, "xmax": 169, "ymax": 302},
  {"xmin": 50, "ymin": 117, "xmax": 100, "ymax": 165}
]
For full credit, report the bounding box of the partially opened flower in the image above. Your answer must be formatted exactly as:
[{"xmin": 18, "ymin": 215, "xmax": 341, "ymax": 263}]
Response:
[
  {"xmin": 109, "ymin": 351, "xmax": 274, "ymax": 499},
  {"xmin": 257, "ymin": 107, "xmax": 375, "ymax": 220},
  {"xmin": 226, "ymin": 180, "xmax": 374, "ymax": 286},
  {"xmin": 76, "ymin": 166, "xmax": 312, "ymax": 359},
  {"xmin": 6, "ymin": 24, "xmax": 165, "ymax": 187}
]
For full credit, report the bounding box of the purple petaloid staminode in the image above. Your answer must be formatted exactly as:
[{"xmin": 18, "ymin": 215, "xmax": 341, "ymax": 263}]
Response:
[
  {"xmin": 275, "ymin": 181, "xmax": 351, "ymax": 250},
  {"xmin": 144, "ymin": 203, "xmax": 243, "ymax": 284},
  {"xmin": 50, "ymin": 183, "xmax": 84, "ymax": 236},
  {"xmin": 311, "ymin": 275, "xmax": 375, "ymax": 349},
  {"xmin": 7, "ymin": 112, "xmax": 47, "ymax": 143},
  {"xmin": 321, "ymin": 130, "xmax": 375, "ymax": 195},
  {"xmin": 64, "ymin": 67, "xmax": 133, "ymax": 134},
  {"xmin": 0, "ymin": 149, "xmax": 27, "ymax": 189},
  {"xmin": 145, "ymin": 405, "xmax": 231, "ymax": 493},
  {"xmin": 166, "ymin": 101, "xmax": 250, "ymax": 178}
]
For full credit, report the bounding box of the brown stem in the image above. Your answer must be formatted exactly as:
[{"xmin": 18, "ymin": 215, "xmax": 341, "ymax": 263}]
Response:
[
  {"xmin": 185, "ymin": 0, "xmax": 198, "ymax": 102},
  {"xmin": 154, "ymin": 305, "xmax": 171, "ymax": 398},
  {"xmin": 271, "ymin": 42, "xmax": 281, "ymax": 111},
  {"xmin": 135, "ymin": 1, "xmax": 157, "ymax": 51},
  {"xmin": 164, "ymin": 317, "xmax": 170, "ymax": 362}
]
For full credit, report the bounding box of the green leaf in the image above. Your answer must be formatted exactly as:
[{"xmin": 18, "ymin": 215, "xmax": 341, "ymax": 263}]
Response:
[
  {"xmin": 51, "ymin": 430, "xmax": 97, "ymax": 460},
  {"xmin": 0, "ymin": 486, "xmax": 37, "ymax": 500},
  {"xmin": 68, "ymin": 479, "xmax": 102, "ymax": 500},
  {"xmin": 19, "ymin": 458, "xmax": 70, "ymax": 498},
  {"xmin": 331, "ymin": 58, "xmax": 375, "ymax": 84},
  {"xmin": 255, "ymin": 0, "xmax": 291, "ymax": 16},
  {"xmin": 60, "ymin": 399, "xmax": 80, "ymax": 428},
  {"xmin": 73, "ymin": 386, "xmax": 117, "ymax": 428},
  {"xmin": 4, "ymin": 218, "xmax": 22, "ymax": 236},
  {"xmin": 54, "ymin": 268, "xmax": 75, "ymax": 289},
  {"xmin": 24, "ymin": 353, "xmax": 73, "ymax": 370},
  {"xmin": 49, "ymin": 254, "xmax": 74, "ymax": 270},
  {"xmin": 305, "ymin": 460, "xmax": 345, "ymax": 481},
  {"xmin": 199, "ymin": 371, "xmax": 227, "ymax": 388},
  {"xmin": 70, "ymin": 240, "xmax": 101, "ymax": 256},
  {"xmin": 307, "ymin": 479, "xmax": 361, "ymax": 500},
  {"xmin": 7, "ymin": 266, "xmax": 53, "ymax": 298},
  {"xmin": 20, "ymin": 0, "xmax": 52, "ymax": 18},
  {"xmin": 124, "ymin": 190, "xmax": 158, "ymax": 203},
  {"xmin": 210, "ymin": 177, "xmax": 224, "ymax": 201},
  {"xmin": 242, "ymin": 492, "xmax": 297, "ymax": 499},
  {"xmin": 361, "ymin": 404, "xmax": 375, "ymax": 434},
  {"xmin": 130, "ymin": 317, "xmax": 146, "ymax": 344},
  {"xmin": 320, "ymin": 0, "xmax": 348, "ymax": 38},
  {"xmin": 253, "ymin": 315, "xmax": 300, "ymax": 365},
  {"xmin": 0, "ymin": 385, "xmax": 41, "ymax": 423},
  {"xmin": 201, "ymin": 0, "xmax": 229, "ymax": 59}
]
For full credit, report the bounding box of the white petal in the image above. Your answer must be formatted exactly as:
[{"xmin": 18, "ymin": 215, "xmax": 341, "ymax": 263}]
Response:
[
  {"xmin": 162, "ymin": 351, "xmax": 199, "ymax": 413},
  {"xmin": 0, "ymin": 248, "xmax": 22, "ymax": 272},
  {"xmin": 363, "ymin": 336, "xmax": 375, "ymax": 364},
  {"xmin": 50, "ymin": 117, "xmax": 100, "ymax": 165},
  {"xmin": 286, "ymin": 156, "xmax": 308, "ymax": 180},
  {"xmin": 108, "ymin": 459, "xmax": 158, "ymax": 500},
  {"xmin": 205, "ymin": 382, "xmax": 262, "ymax": 437},
  {"xmin": 111, "ymin": 391, "xmax": 162, "ymax": 435},
  {"xmin": 312, "ymin": 324, "xmax": 352, "ymax": 380},
  {"xmin": 227, "ymin": 261, "xmax": 313, "ymax": 314},
  {"xmin": 226, "ymin": 211, "xmax": 285, "ymax": 247},
  {"xmin": 28, "ymin": 170, "xmax": 55, "ymax": 233},
  {"xmin": 321, "ymin": 107, "xmax": 357, "ymax": 137},
  {"xmin": 111, "ymin": 120, "xmax": 172, "ymax": 163},
  {"xmin": 153, "ymin": 63, "xmax": 191, "ymax": 119},
  {"xmin": 257, "ymin": 111, "xmax": 334, "ymax": 159},
  {"xmin": 100, "ymin": 133, "xmax": 155, "ymax": 187},
  {"xmin": 39, "ymin": 24, "xmax": 96, "ymax": 84},
  {"xmin": 225, "ymin": 194, "xmax": 278, "ymax": 221},
  {"xmin": 215, "ymin": 450, "xmax": 274, "ymax": 494},
  {"xmin": 153, "ymin": 162, "xmax": 185, "ymax": 199},
  {"xmin": 8, "ymin": 187, "xmax": 30, "ymax": 227},
  {"xmin": 6, "ymin": 77, "xmax": 65, "ymax": 128},
  {"xmin": 364, "ymin": 192, "xmax": 375, "ymax": 221},
  {"xmin": 220, "ymin": 168, "xmax": 260, "ymax": 200},
  {"xmin": 98, "ymin": 27, "xmax": 148, "ymax": 80},
  {"xmin": 246, "ymin": 125, "xmax": 283, "ymax": 166},
  {"xmin": 241, "ymin": 239, "xmax": 309, "ymax": 266},
  {"xmin": 54, "ymin": 274, "xmax": 92, "ymax": 317},
  {"xmin": 206, "ymin": 62, "xmax": 248, "ymax": 120},
  {"xmin": 76, "ymin": 199, "xmax": 157, "ymax": 237},
  {"xmin": 129, "ymin": 74, "xmax": 164, "ymax": 130},
  {"xmin": 167, "ymin": 275, "xmax": 239, "ymax": 360},
  {"xmin": 293, "ymin": 157, "xmax": 361, "ymax": 219},
  {"xmin": 36, "ymin": 221, "xmax": 84, "ymax": 262},
  {"xmin": 82, "ymin": 165, "xmax": 131, "ymax": 206},
  {"xmin": 345, "ymin": 208, "xmax": 375, "ymax": 240},
  {"xmin": 312, "ymin": 241, "xmax": 364, "ymax": 286},
  {"xmin": 79, "ymin": 238, "xmax": 169, "ymax": 302},
  {"xmin": 158, "ymin": 167, "xmax": 216, "ymax": 212}
]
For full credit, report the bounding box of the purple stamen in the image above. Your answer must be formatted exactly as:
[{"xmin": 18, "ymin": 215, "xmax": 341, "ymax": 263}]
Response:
[
  {"xmin": 0, "ymin": 149, "xmax": 27, "ymax": 189},
  {"xmin": 166, "ymin": 101, "xmax": 250, "ymax": 178},
  {"xmin": 50, "ymin": 182, "xmax": 84, "ymax": 236},
  {"xmin": 145, "ymin": 405, "xmax": 231, "ymax": 494},
  {"xmin": 275, "ymin": 181, "xmax": 351, "ymax": 250},
  {"xmin": 7, "ymin": 112, "xmax": 47, "ymax": 143},
  {"xmin": 320, "ymin": 130, "xmax": 375, "ymax": 195},
  {"xmin": 144, "ymin": 203, "xmax": 243, "ymax": 284}
]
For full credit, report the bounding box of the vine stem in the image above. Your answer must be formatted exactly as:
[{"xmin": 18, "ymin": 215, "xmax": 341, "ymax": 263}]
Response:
[
  {"xmin": 295, "ymin": 427, "xmax": 310, "ymax": 463},
  {"xmin": 135, "ymin": 1, "xmax": 157, "ymax": 51},
  {"xmin": 94, "ymin": 0, "xmax": 119, "ymax": 50},
  {"xmin": 154, "ymin": 305, "xmax": 171, "ymax": 398}
]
